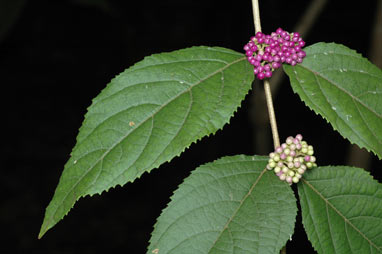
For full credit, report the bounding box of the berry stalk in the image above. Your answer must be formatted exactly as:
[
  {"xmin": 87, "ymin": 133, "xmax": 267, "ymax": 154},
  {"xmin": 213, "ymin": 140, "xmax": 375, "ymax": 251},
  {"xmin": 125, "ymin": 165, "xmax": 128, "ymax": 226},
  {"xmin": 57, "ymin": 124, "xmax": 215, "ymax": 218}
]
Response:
[{"xmin": 251, "ymin": 0, "xmax": 280, "ymax": 149}]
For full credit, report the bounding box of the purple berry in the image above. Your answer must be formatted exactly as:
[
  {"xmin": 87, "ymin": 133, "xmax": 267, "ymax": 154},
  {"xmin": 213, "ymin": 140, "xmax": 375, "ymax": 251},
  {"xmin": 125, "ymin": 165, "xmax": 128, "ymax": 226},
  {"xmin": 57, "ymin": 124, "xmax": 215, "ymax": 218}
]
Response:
[
  {"xmin": 257, "ymin": 72, "xmax": 265, "ymax": 80},
  {"xmin": 255, "ymin": 32, "xmax": 263, "ymax": 38},
  {"xmin": 265, "ymin": 70, "xmax": 272, "ymax": 78},
  {"xmin": 297, "ymin": 51, "xmax": 306, "ymax": 58},
  {"xmin": 272, "ymin": 62, "xmax": 280, "ymax": 69}
]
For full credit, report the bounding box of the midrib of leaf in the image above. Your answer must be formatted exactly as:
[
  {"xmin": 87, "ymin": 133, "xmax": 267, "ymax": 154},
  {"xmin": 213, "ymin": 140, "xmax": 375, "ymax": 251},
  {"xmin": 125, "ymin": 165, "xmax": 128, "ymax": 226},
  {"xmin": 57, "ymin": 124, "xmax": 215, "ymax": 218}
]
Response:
[
  {"xmin": 44, "ymin": 56, "xmax": 247, "ymax": 230},
  {"xmin": 292, "ymin": 67, "xmax": 371, "ymax": 154},
  {"xmin": 311, "ymin": 70, "xmax": 373, "ymax": 147},
  {"xmin": 207, "ymin": 168, "xmax": 267, "ymax": 253},
  {"xmin": 152, "ymin": 160, "xmax": 268, "ymax": 248},
  {"xmin": 297, "ymin": 64, "xmax": 382, "ymax": 119},
  {"xmin": 292, "ymin": 64, "xmax": 382, "ymax": 154},
  {"xmin": 302, "ymin": 178, "xmax": 381, "ymax": 252}
]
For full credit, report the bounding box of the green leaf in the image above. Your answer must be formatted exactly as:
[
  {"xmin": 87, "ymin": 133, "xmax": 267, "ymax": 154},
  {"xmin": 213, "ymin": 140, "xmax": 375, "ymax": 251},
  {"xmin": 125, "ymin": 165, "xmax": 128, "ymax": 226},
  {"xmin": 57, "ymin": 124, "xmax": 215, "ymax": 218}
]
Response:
[
  {"xmin": 148, "ymin": 155, "xmax": 297, "ymax": 254},
  {"xmin": 39, "ymin": 46, "xmax": 253, "ymax": 238},
  {"xmin": 298, "ymin": 166, "xmax": 382, "ymax": 253},
  {"xmin": 283, "ymin": 42, "xmax": 382, "ymax": 159}
]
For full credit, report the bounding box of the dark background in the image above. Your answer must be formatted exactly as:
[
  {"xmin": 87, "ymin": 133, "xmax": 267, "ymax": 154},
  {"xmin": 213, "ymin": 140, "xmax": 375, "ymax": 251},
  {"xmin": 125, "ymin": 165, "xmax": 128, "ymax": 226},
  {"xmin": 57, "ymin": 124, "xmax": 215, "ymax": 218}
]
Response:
[{"xmin": 2, "ymin": 0, "xmax": 381, "ymax": 253}]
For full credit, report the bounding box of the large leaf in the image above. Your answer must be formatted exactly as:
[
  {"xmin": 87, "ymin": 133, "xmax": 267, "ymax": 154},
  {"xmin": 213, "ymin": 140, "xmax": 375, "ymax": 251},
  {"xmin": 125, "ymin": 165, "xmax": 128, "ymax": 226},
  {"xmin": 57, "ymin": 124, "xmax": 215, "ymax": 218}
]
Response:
[
  {"xmin": 148, "ymin": 155, "xmax": 297, "ymax": 254},
  {"xmin": 39, "ymin": 46, "xmax": 253, "ymax": 238},
  {"xmin": 283, "ymin": 42, "xmax": 382, "ymax": 159},
  {"xmin": 298, "ymin": 166, "xmax": 382, "ymax": 253}
]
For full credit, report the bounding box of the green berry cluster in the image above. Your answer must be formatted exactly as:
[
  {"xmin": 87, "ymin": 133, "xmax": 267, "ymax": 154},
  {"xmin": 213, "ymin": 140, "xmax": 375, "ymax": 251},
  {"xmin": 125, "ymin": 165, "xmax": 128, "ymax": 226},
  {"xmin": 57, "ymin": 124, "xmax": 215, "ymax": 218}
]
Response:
[{"xmin": 267, "ymin": 134, "xmax": 317, "ymax": 184}]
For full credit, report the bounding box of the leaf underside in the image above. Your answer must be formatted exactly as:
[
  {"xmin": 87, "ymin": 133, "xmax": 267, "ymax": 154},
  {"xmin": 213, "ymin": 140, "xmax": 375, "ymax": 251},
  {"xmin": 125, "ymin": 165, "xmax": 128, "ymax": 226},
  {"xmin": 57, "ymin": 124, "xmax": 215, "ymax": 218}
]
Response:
[
  {"xmin": 298, "ymin": 166, "xmax": 382, "ymax": 254},
  {"xmin": 148, "ymin": 155, "xmax": 297, "ymax": 254},
  {"xmin": 284, "ymin": 42, "xmax": 382, "ymax": 159},
  {"xmin": 39, "ymin": 46, "xmax": 253, "ymax": 238}
]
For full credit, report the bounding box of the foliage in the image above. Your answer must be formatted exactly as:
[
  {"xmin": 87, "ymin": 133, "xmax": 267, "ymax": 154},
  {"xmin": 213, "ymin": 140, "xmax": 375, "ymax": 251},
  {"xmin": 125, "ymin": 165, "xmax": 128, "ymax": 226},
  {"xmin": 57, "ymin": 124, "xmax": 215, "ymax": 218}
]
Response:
[{"xmin": 40, "ymin": 23, "xmax": 382, "ymax": 254}]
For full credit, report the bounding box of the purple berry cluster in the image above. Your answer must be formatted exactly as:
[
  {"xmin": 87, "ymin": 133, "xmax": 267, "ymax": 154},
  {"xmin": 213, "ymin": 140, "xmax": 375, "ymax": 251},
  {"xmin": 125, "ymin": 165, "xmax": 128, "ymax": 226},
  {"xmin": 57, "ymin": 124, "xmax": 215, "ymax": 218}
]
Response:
[
  {"xmin": 266, "ymin": 134, "xmax": 317, "ymax": 185},
  {"xmin": 244, "ymin": 28, "xmax": 306, "ymax": 80}
]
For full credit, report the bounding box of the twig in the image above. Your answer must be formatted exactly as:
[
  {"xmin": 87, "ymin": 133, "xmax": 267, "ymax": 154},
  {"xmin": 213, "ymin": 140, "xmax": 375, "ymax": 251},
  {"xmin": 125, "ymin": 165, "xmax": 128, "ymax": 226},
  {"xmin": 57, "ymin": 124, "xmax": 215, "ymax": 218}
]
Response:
[{"xmin": 251, "ymin": 0, "xmax": 280, "ymax": 149}]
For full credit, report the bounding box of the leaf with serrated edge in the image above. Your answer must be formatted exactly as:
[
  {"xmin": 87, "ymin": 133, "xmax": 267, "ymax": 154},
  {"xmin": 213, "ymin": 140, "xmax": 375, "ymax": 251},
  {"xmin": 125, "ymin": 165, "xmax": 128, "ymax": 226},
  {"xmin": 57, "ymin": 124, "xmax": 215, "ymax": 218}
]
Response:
[
  {"xmin": 39, "ymin": 46, "xmax": 253, "ymax": 238},
  {"xmin": 284, "ymin": 42, "xmax": 382, "ymax": 159},
  {"xmin": 298, "ymin": 166, "xmax": 382, "ymax": 253},
  {"xmin": 148, "ymin": 155, "xmax": 297, "ymax": 254}
]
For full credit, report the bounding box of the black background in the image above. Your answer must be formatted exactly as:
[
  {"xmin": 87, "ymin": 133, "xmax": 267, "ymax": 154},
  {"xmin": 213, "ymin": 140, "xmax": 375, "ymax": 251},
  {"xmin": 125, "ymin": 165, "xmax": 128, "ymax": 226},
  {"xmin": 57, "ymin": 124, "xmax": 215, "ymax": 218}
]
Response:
[{"xmin": 2, "ymin": 0, "xmax": 381, "ymax": 253}]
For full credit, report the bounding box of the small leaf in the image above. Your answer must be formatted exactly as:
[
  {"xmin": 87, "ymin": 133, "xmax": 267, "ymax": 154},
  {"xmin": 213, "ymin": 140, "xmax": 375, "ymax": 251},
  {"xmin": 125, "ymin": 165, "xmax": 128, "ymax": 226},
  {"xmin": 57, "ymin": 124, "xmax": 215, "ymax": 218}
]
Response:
[
  {"xmin": 284, "ymin": 42, "xmax": 382, "ymax": 159},
  {"xmin": 39, "ymin": 46, "xmax": 253, "ymax": 238},
  {"xmin": 298, "ymin": 166, "xmax": 382, "ymax": 253},
  {"xmin": 148, "ymin": 155, "xmax": 297, "ymax": 254}
]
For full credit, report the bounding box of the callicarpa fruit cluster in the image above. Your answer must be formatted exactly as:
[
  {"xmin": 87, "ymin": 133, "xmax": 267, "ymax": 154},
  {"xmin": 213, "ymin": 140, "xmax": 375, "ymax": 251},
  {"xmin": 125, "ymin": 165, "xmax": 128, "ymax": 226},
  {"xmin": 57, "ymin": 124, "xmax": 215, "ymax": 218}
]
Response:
[
  {"xmin": 266, "ymin": 134, "xmax": 317, "ymax": 185},
  {"xmin": 244, "ymin": 28, "xmax": 306, "ymax": 80}
]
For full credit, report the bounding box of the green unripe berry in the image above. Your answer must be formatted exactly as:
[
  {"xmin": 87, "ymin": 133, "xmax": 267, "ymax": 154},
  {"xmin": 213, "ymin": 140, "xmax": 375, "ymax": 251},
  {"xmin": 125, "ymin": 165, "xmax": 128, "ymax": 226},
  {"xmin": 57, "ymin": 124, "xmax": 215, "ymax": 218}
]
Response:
[
  {"xmin": 299, "ymin": 157, "xmax": 304, "ymax": 163},
  {"xmin": 308, "ymin": 145, "xmax": 313, "ymax": 150},
  {"xmin": 287, "ymin": 156, "xmax": 293, "ymax": 162},
  {"xmin": 279, "ymin": 174, "xmax": 286, "ymax": 180},
  {"xmin": 287, "ymin": 162, "xmax": 294, "ymax": 168},
  {"xmin": 282, "ymin": 166, "xmax": 289, "ymax": 173},
  {"xmin": 288, "ymin": 170, "xmax": 295, "ymax": 176},
  {"xmin": 269, "ymin": 152, "xmax": 275, "ymax": 158},
  {"xmin": 306, "ymin": 162, "xmax": 313, "ymax": 168},
  {"xmin": 297, "ymin": 168, "xmax": 305, "ymax": 174},
  {"xmin": 301, "ymin": 147, "xmax": 308, "ymax": 154},
  {"xmin": 292, "ymin": 176, "xmax": 299, "ymax": 183},
  {"xmin": 274, "ymin": 166, "xmax": 281, "ymax": 173},
  {"xmin": 307, "ymin": 150, "xmax": 314, "ymax": 156},
  {"xmin": 273, "ymin": 155, "xmax": 280, "ymax": 161},
  {"xmin": 295, "ymin": 173, "xmax": 302, "ymax": 179},
  {"xmin": 310, "ymin": 156, "xmax": 316, "ymax": 163},
  {"xmin": 284, "ymin": 148, "xmax": 290, "ymax": 155},
  {"xmin": 269, "ymin": 161, "xmax": 276, "ymax": 168}
]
